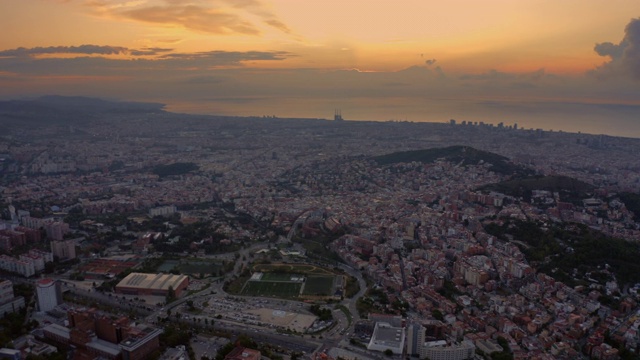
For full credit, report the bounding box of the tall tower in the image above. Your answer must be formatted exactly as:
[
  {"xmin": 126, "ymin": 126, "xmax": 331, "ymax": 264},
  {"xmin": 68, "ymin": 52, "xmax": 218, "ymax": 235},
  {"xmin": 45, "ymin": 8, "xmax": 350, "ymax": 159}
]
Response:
[
  {"xmin": 407, "ymin": 323, "xmax": 426, "ymax": 358},
  {"xmin": 36, "ymin": 278, "xmax": 60, "ymax": 312},
  {"xmin": 334, "ymin": 109, "xmax": 344, "ymax": 121}
]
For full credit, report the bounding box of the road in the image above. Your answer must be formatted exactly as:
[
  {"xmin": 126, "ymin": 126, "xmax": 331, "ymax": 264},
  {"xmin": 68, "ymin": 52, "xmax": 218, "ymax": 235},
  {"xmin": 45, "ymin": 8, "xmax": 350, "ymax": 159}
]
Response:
[{"xmin": 53, "ymin": 239, "xmax": 374, "ymax": 359}]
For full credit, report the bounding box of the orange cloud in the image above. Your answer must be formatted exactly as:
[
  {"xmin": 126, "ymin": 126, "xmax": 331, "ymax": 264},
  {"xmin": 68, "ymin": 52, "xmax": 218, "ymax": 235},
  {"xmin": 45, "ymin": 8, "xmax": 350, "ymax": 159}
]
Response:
[
  {"xmin": 79, "ymin": 0, "xmax": 294, "ymax": 37},
  {"xmin": 120, "ymin": 4, "xmax": 260, "ymax": 35}
]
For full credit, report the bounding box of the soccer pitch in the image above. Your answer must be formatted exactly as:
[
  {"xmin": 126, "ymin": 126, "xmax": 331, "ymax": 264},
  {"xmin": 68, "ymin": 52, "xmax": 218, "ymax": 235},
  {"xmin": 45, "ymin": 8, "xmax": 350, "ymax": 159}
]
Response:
[
  {"xmin": 241, "ymin": 264, "xmax": 340, "ymax": 299},
  {"xmin": 301, "ymin": 275, "xmax": 335, "ymax": 296},
  {"xmin": 261, "ymin": 272, "xmax": 303, "ymax": 282},
  {"xmin": 241, "ymin": 281, "xmax": 302, "ymax": 298}
]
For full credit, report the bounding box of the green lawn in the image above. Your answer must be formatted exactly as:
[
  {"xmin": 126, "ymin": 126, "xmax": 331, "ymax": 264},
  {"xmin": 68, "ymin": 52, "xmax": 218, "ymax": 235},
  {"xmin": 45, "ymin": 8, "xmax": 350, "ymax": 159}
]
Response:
[
  {"xmin": 253, "ymin": 263, "xmax": 334, "ymax": 275},
  {"xmin": 302, "ymin": 275, "xmax": 335, "ymax": 296},
  {"xmin": 157, "ymin": 260, "xmax": 179, "ymax": 272},
  {"xmin": 241, "ymin": 281, "xmax": 302, "ymax": 298},
  {"xmin": 178, "ymin": 261, "xmax": 223, "ymax": 275},
  {"xmin": 261, "ymin": 272, "xmax": 302, "ymax": 282}
]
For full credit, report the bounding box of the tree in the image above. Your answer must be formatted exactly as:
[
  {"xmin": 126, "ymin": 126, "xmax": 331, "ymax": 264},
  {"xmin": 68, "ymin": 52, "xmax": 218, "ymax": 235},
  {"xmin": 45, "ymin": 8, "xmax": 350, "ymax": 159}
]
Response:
[
  {"xmin": 166, "ymin": 286, "xmax": 176, "ymax": 303},
  {"xmin": 383, "ymin": 349, "xmax": 393, "ymax": 357},
  {"xmin": 431, "ymin": 309, "xmax": 444, "ymax": 321}
]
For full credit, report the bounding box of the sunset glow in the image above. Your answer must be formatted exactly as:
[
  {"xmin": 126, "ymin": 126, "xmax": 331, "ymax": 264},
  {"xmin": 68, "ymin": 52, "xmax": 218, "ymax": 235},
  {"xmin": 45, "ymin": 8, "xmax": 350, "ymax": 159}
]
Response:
[{"xmin": 1, "ymin": 0, "xmax": 639, "ymax": 134}]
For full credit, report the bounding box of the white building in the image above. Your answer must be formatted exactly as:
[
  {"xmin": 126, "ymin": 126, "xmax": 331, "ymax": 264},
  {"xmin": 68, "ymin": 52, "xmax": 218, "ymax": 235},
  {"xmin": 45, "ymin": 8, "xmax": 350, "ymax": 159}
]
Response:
[
  {"xmin": 0, "ymin": 280, "xmax": 13, "ymax": 305},
  {"xmin": 30, "ymin": 249, "xmax": 53, "ymax": 263},
  {"xmin": 367, "ymin": 322, "xmax": 405, "ymax": 355},
  {"xmin": 19, "ymin": 254, "xmax": 45, "ymax": 272},
  {"xmin": 0, "ymin": 280, "xmax": 25, "ymax": 316},
  {"xmin": 407, "ymin": 323, "xmax": 426, "ymax": 358},
  {"xmin": 423, "ymin": 340, "xmax": 476, "ymax": 360},
  {"xmin": 0, "ymin": 250, "xmax": 53, "ymax": 277},
  {"xmin": 21, "ymin": 217, "xmax": 45, "ymax": 230},
  {"xmin": 44, "ymin": 221, "xmax": 69, "ymax": 241},
  {"xmin": 149, "ymin": 205, "xmax": 177, "ymax": 217},
  {"xmin": 36, "ymin": 278, "xmax": 60, "ymax": 312}
]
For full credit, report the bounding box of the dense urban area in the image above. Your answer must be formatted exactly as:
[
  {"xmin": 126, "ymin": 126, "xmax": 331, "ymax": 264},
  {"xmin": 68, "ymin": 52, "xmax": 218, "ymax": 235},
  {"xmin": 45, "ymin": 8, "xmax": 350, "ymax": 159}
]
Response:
[{"xmin": 1, "ymin": 96, "xmax": 640, "ymax": 360}]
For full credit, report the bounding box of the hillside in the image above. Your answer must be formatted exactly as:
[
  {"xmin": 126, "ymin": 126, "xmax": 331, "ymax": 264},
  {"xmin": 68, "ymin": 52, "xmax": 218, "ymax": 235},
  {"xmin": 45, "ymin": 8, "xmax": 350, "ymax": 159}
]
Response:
[
  {"xmin": 484, "ymin": 219, "xmax": 640, "ymax": 288},
  {"xmin": 372, "ymin": 145, "xmax": 533, "ymax": 176},
  {"xmin": 479, "ymin": 175, "xmax": 594, "ymax": 203},
  {"xmin": 0, "ymin": 96, "xmax": 165, "ymax": 127}
]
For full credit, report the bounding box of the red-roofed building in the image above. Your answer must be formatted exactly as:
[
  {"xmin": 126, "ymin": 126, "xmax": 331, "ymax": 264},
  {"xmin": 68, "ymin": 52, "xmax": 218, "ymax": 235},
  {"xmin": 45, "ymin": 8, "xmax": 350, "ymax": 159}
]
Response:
[{"xmin": 224, "ymin": 347, "xmax": 261, "ymax": 360}]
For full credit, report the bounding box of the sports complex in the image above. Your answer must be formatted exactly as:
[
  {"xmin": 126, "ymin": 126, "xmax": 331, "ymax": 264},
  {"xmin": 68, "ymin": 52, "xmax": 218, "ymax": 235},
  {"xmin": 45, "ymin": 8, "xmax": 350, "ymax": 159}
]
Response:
[{"xmin": 240, "ymin": 263, "xmax": 345, "ymax": 300}]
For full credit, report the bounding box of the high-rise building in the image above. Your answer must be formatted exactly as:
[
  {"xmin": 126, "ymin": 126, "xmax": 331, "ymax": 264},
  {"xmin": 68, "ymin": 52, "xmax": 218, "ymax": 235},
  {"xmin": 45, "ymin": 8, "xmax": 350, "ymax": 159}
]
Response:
[
  {"xmin": 15, "ymin": 227, "xmax": 41, "ymax": 243},
  {"xmin": 96, "ymin": 315, "xmax": 131, "ymax": 344},
  {"xmin": 36, "ymin": 278, "xmax": 60, "ymax": 312},
  {"xmin": 407, "ymin": 323, "xmax": 426, "ymax": 358},
  {"xmin": 119, "ymin": 327, "xmax": 162, "ymax": 360},
  {"xmin": 0, "ymin": 280, "xmax": 14, "ymax": 305},
  {"xmin": 8, "ymin": 205, "xmax": 16, "ymax": 223},
  {"xmin": 51, "ymin": 239, "xmax": 76, "ymax": 260},
  {"xmin": 0, "ymin": 280, "xmax": 25, "ymax": 316},
  {"xmin": 44, "ymin": 221, "xmax": 69, "ymax": 241}
]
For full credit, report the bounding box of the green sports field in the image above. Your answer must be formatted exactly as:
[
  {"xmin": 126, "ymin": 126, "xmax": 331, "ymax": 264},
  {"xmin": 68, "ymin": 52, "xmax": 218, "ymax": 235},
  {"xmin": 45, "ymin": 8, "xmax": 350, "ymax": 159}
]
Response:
[
  {"xmin": 302, "ymin": 275, "xmax": 335, "ymax": 296},
  {"xmin": 261, "ymin": 272, "xmax": 303, "ymax": 282},
  {"xmin": 240, "ymin": 263, "xmax": 341, "ymax": 299},
  {"xmin": 241, "ymin": 281, "xmax": 302, "ymax": 298}
]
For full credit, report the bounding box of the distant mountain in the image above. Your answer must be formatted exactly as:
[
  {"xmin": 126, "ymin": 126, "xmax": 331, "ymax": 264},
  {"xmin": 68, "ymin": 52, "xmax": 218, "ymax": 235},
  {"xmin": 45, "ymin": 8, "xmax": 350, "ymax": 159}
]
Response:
[
  {"xmin": 373, "ymin": 145, "xmax": 533, "ymax": 176},
  {"xmin": 35, "ymin": 95, "xmax": 165, "ymax": 113},
  {"xmin": 0, "ymin": 95, "xmax": 165, "ymax": 126}
]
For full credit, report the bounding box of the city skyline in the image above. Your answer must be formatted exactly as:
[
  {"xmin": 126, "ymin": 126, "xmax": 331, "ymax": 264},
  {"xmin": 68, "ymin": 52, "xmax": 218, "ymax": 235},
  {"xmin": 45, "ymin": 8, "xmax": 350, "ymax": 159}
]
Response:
[{"xmin": 1, "ymin": 1, "xmax": 639, "ymax": 137}]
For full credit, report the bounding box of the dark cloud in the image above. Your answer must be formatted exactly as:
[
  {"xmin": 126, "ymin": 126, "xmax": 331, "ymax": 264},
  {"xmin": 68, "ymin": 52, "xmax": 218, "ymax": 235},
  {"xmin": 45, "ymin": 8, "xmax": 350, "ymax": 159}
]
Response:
[
  {"xmin": 460, "ymin": 69, "xmax": 546, "ymax": 82},
  {"xmin": 0, "ymin": 45, "xmax": 127, "ymax": 57},
  {"xmin": 129, "ymin": 47, "xmax": 174, "ymax": 56},
  {"xmin": 201, "ymin": 96, "xmax": 268, "ymax": 104},
  {"xmin": 0, "ymin": 49, "xmax": 294, "ymax": 76},
  {"xmin": 160, "ymin": 50, "xmax": 293, "ymax": 63},
  {"xmin": 459, "ymin": 69, "xmax": 511, "ymax": 81},
  {"xmin": 0, "ymin": 45, "xmax": 176, "ymax": 58},
  {"xmin": 592, "ymin": 17, "xmax": 640, "ymax": 80},
  {"xmin": 185, "ymin": 76, "xmax": 227, "ymax": 84},
  {"xmin": 594, "ymin": 41, "xmax": 627, "ymax": 59}
]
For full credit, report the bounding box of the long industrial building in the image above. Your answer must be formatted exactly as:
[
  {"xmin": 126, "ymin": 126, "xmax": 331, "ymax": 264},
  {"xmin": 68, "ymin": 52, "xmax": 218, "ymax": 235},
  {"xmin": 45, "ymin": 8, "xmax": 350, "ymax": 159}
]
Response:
[{"xmin": 115, "ymin": 273, "xmax": 189, "ymax": 298}]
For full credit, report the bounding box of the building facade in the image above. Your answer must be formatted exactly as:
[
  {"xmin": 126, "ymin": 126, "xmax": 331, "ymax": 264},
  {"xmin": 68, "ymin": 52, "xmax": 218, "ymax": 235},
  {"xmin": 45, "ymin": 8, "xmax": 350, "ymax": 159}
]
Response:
[{"xmin": 36, "ymin": 278, "xmax": 60, "ymax": 312}]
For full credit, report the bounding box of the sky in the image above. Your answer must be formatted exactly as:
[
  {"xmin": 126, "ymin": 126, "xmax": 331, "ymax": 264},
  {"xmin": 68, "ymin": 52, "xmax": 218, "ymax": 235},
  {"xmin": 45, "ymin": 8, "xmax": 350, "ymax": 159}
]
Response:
[{"xmin": 1, "ymin": 0, "xmax": 640, "ymax": 137}]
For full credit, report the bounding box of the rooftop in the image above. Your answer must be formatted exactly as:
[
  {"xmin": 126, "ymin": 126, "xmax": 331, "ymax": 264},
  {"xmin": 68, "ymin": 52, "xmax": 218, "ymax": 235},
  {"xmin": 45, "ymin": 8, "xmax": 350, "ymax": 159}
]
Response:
[
  {"xmin": 116, "ymin": 273, "xmax": 188, "ymax": 291},
  {"xmin": 370, "ymin": 322, "xmax": 404, "ymax": 347},
  {"xmin": 119, "ymin": 327, "xmax": 162, "ymax": 352}
]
